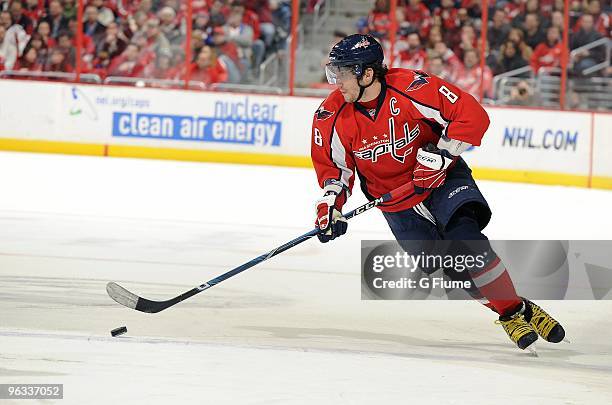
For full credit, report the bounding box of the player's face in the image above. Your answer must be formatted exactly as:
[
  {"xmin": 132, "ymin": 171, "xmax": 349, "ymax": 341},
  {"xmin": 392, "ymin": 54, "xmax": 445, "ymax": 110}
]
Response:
[
  {"xmin": 325, "ymin": 64, "xmax": 361, "ymax": 102},
  {"xmin": 337, "ymin": 76, "xmax": 361, "ymax": 102}
]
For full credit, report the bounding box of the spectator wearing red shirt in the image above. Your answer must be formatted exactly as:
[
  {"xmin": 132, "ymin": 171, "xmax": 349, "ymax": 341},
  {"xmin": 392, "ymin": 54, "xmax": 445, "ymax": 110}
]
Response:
[
  {"xmin": 530, "ymin": 26, "xmax": 562, "ymax": 73},
  {"xmin": 192, "ymin": 0, "xmax": 210, "ymax": 15},
  {"xmin": 209, "ymin": 26, "xmax": 242, "ymax": 73},
  {"xmin": 231, "ymin": 1, "xmax": 265, "ymax": 73},
  {"xmin": 434, "ymin": 0, "xmax": 459, "ymax": 32},
  {"xmin": 244, "ymin": 0, "xmax": 274, "ymax": 47},
  {"xmin": 503, "ymin": 0, "xmax": 523, "ymax": 23},
  {"xmin": 221, "ymin": 8, "xmax": 254, "ymax": 73},
  {"xmin": 539, "ymin": 0, "xmax": 556, "ymax": 19},
  {"xmin": 66, "ymin": 19, "xmax": 96, "ymax": 70},
  {"xmin": 23, "ymin": 0, "xmax": 45, "ymax": 23},
  {"xmin": 44, "ymin": 48, "xmax": 74, "ymax": 73},
  {"xmin": 367, "ymin": 0, "xmax": 391, "ymax": 40},
  {"xmin": 188, "ymin": 45, "xmax": 228, "ymax": 85},
  {"xmin": 233, "ymin": 1, "xmax": 261, "ymax": 41},
  {"xmin": 454, "ymin": 49, "xmax": 493, "ymax": 100},
  {"xmin": 108, "ymin": 43, "xmax": 145, "ymax": 77},
  {"xmin": 143, "ymin": 51, "xmax": 175, "ymax": 80},
  {"xmin": 432, "ymin": 41, "xmax": 463, "ymax": 81},
  {"xmin": 443, "ymin": 7, "xmax": 468, "ymax": 51},
  {"xmin": 394, "ymin": 31, "xmax": 427, "ymax": 70},
  {"xmin": 14, "ymin": 46, "xmax": 42, "ymax": 72},
  {"xmin": 403, "ymin": 0, "xmax": 432, "ymax": 39},
  {"xmin": 131, "ymin": 0, "xmax": 155, "ymax": 19}
]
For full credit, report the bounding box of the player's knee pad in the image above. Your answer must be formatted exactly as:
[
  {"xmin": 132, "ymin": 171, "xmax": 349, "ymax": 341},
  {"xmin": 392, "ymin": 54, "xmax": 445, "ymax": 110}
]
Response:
[{"xmin": 443, "ymin": 203, "xmax": 488, "ymax": 240}]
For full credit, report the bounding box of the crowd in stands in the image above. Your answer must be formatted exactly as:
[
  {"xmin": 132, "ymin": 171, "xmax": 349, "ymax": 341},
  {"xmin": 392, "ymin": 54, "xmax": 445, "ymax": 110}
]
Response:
[
  {"xmin": 0, "ymin": 0, "xmax": 292, "ymax": 85},
  {"xmin": 0, "ymin": 0, "xmax": 609, "ymax": 101},
  {"xmin": 359, "ymin": 0, "xmax": 610, "ymax": 101}
]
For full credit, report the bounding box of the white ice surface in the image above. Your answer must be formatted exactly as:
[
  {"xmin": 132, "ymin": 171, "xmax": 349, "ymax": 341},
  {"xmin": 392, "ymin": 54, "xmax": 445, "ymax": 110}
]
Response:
[{"xmin": 0, "ymin": 151, "xmax": 611, "ymax": 404}]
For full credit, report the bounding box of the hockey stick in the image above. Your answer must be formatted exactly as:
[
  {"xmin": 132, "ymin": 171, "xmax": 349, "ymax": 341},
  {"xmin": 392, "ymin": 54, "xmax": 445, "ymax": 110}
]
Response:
[{"xmin": 106, "ymin": 182, "xmax": 416, "ymax": 313}]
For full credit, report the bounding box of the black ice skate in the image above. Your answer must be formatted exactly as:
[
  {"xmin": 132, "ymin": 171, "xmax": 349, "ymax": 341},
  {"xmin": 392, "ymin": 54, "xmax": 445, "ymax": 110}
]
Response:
[
  {"xmin": 522, "ymin": 298, "xmax": 566, "ymax": 343},
  {"xmin": 496, "ymin": 301, "xmax": 538, "ymax": 352}
]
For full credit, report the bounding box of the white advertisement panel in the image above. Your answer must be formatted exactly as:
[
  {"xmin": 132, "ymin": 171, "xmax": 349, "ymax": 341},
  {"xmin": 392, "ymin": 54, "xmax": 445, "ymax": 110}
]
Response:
[
  {"xmin": 0, "ymin": 80, "xmax": 322, "ymax": 156},
  {"xmin": 0, "ymin": 80, "xmax": 62, "ymax": 139},
  {"xmin": 462, "ymin": 107, "xmax": 592, "ymax": 176},
  {"xmin": 64, "ymin": 83, "xmax": 322, "ymax": 156},
  {"xmin": 1, "ymin": 80, "xmax": 610, "ymax": 187},
  {"xmin": 592, "ymin": 113, "xmax": 612, "ymax": 179}
]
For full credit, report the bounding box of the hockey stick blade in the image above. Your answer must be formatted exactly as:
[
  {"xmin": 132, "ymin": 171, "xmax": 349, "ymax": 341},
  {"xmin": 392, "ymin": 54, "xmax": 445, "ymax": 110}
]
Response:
[
  {"xmin": 106, "ymin": 281, "xmax": 185, "ymax": 313},
  {"xmin": 106, "ymin": 182, "xmax": 416, "ymax": 313},
  {"xmin": 106, "ymin": 282, "xmax": 139, "ymax": 310}
]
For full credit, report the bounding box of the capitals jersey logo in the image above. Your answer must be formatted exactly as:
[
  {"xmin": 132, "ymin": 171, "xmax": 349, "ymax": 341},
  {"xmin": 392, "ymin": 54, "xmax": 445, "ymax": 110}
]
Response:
[
  {"xmin": 354, "ymin": 118, "xmax": 420, "ymax": 163},
  {"xmin": 315, "ymin": 106, "xmax": 335, "ymax": 121},
  {"xmin": 406, "ymin": 71, "xmax": 429, "ymax": 92}
]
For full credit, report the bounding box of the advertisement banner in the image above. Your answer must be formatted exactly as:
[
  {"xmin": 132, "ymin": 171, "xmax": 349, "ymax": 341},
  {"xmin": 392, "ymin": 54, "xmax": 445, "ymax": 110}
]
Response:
[
  {"xmin": 463, "ymin": 107, "xmax": 592, "ymax": 176},
  {"xmin": 592, "ymin": 113, "xmax": 612, "ymax": 180},
  {"xmin": 0, "ymin": 80, "xmax": 610, "ymax": 188},
  {"xmin": 0, "ymin": 80, "xmax": 320, "ymax": 156}
]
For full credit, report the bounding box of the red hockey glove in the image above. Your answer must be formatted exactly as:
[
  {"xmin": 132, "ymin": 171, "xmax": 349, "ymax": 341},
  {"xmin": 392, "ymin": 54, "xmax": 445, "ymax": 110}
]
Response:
[
  {"xmin": 413, "ymin": 143, "xmax": 455, "ymax": 195},
  {"xmin": 315, "ymin": 191, "xmax": 348, "ymax": 243}
]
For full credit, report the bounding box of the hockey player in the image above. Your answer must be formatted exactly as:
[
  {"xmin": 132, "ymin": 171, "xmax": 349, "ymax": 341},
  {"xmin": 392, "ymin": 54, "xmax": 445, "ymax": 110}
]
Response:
[{"xmin": 311, "ymin": 33, "xmax": 565, "ymax": 352}]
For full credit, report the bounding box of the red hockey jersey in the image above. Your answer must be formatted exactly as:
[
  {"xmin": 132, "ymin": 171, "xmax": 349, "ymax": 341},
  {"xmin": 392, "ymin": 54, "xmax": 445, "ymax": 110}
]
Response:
[{"xmin": 311, "ymin": 68, "xmax": 490, "ymax": 213}]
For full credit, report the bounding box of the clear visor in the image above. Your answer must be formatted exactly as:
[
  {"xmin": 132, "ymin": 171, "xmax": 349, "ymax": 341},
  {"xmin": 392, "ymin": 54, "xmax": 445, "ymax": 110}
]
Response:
[{"xmin": 325, "ymin": 64, "xmax": 356, "ymax": 84}]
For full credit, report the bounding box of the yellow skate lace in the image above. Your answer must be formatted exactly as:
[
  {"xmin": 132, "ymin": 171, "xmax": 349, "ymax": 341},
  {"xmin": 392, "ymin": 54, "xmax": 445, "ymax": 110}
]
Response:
[
  {"xmin": 529, "ymin": 303, "xmax": 558, "ymax": 339},
  {"xmin": 495, "ymin": 314, "xmax": 533, "ymax": 344}
]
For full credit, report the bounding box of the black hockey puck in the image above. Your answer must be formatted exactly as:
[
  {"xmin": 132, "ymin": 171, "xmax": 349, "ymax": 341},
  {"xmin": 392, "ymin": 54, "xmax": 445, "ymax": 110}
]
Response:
[{"xmin": 111, "ymin": 326, "xmax": 128, "ymax": 337}]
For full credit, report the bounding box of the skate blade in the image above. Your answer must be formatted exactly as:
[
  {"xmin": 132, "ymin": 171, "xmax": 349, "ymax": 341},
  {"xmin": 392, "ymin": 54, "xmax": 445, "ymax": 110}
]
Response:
[{"xmin": 526, "ymin": 342, "xmax": 538, "ymax": 357}]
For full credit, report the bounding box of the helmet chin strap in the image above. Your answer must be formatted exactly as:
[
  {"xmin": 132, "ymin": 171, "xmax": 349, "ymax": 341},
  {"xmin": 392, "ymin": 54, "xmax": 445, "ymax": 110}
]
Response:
[{"xmin": 355, "ymin": 75, "xmax": 375, "ymax": 102}]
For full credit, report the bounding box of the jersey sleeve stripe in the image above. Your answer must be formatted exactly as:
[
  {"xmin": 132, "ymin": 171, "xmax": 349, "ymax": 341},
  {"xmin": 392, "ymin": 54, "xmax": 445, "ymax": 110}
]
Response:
[
  {"xmin": 408, "ymin": 100, "xmax": 449, "ymax": 137},
  {"xmin": 387, "ymin": 85, "xmax": 451, "ymax": 138},
  {"xmin": 331, "ymin": 127, "xmax": 353, "ymax": 194}
]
